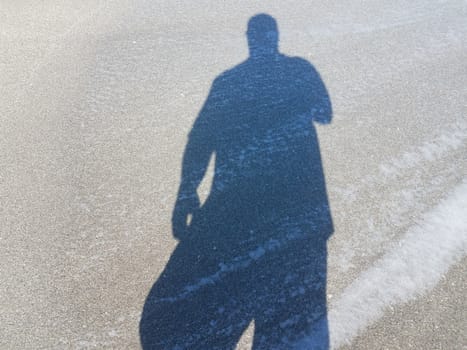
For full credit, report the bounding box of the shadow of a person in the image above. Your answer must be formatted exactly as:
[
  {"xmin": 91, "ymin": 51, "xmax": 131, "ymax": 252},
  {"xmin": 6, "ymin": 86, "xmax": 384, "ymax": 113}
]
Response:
[{"xmin": 140, "ymin": 13, "xmax": 333, "ymax": 350}]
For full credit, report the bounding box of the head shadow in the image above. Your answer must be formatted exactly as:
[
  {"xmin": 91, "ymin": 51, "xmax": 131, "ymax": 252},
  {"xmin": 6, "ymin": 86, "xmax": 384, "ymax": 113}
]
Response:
[{"xmin": 140, "ymin": 13, "xmax": 334, "ymax": 349}]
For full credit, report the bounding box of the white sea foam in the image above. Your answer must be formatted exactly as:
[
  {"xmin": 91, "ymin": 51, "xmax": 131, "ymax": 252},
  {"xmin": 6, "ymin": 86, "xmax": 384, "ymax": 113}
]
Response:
[{"xmin": 297, "ymin": 180, "xmax": 467, "ymax": 349}]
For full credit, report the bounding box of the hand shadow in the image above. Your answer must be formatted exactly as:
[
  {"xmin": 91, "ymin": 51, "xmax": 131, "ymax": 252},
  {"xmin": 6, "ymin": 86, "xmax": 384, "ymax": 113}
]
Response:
[{"xmin": 140, "ymin": 13, "xmax": 334, "ymax": 350}]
